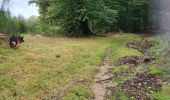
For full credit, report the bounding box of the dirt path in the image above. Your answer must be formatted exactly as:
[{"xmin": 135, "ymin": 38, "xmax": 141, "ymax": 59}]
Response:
[
  {"xmin": 90, "ymin": 57, "xmax": 115, "ymax": 100},
  {"xmin": 89, "ymin": 39, "xmax": 160, "ymax": 100}
]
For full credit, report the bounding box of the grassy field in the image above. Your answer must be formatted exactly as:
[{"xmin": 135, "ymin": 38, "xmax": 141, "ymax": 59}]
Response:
[
  {"xmin": 1, "ymin": 34, "xmax": 169, "ymax": 100},
  {"xmin": 0, "ymin": 34, "xmax": 141, "ymax": 99}
]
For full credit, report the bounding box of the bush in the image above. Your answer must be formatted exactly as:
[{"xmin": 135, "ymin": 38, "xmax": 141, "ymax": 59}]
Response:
[{"xmin": 0, "ymin": 12, "xmax": 28, "ymax": 35}]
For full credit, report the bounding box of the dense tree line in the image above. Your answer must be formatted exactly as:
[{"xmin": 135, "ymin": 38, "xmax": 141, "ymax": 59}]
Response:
[
  {"xmin": 30, "ymin": 0, "xmax": 153, "ymax": 36},
  {"xmin": 0, "ymin": 0, "xmax": 154, "ymax": 36}
]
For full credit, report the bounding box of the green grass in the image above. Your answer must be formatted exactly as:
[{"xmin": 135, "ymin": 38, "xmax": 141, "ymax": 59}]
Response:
[
  {"xmin": 62, "ymin": 85, "xmax": 92, "ymax": 100},
  {"xmin": 0, "ymin": 34, "xmax": 142, "ymax": 99},
  {"xmin": 152, "ymin": 84, "xmax": 170, "ymax": 100},
  {"xmin": 148, "ymin": 64, "xmax": 165, "ymax": 76},
  {"xmin": 103, "ymin": 34, "xmax": 142, "ymax": 60}
]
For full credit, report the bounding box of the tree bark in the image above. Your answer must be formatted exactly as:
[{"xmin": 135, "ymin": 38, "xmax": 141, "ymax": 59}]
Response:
[{"xmin": 80, "ymin": 20, "xmax": 92, "ymax": 36}]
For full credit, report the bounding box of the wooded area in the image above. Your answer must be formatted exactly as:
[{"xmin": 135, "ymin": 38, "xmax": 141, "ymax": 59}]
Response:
[
  {"xmin": 0, "ymin": 0, "xmax": 154, "ymax": 36},
  {"xmin": 29, "ymin": 0, "xmax": 153, "ymax": 36}
]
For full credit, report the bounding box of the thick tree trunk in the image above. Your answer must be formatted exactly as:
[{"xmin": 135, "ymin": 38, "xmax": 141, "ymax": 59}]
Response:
[{"xmin": 80, "ymin": 20, "xmax": 92, "ymax": 36}]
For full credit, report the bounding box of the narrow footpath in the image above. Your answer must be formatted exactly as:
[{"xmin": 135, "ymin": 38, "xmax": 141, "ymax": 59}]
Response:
[{"xmin": 90, "ymin": 56, "xmax": 115, "ymax": 100}]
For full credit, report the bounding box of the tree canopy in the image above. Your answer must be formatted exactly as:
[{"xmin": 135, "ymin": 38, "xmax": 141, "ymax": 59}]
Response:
[
  {"xmin": 29, "ymin": 0, "xmax": 152, "ymax": 36},
  {"xmin": 29, "ymin": 0, "xmax": 118, "ymax": 36}
]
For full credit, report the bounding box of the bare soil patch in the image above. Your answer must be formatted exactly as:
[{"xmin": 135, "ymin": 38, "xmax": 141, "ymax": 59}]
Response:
[
  {"xmin": 116, "ymin": 55, "xmax": 144, "ymax": 66},
  {"xmin": 115, "ymin": 55, "xmax": 153, "ymax": 66},
  {"xmin": 107, "ymin": 39, "xmax": 164, "ymax": 99},
  {"xmin": 127, "ymin": 40, "xmax": 153, "ymax": 53},
  {"xmin": 122, "ymin": 72, "xmax": 163, "ymax": 99},
  {"xmin": 90, "ymin": 56, "xmax": 115, "ymax": 100}
]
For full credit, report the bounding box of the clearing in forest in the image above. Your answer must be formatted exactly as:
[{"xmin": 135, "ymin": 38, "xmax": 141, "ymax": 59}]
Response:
[{"xmin": 0, "ymin": 34, "xmax": 169, "ymax": 100}]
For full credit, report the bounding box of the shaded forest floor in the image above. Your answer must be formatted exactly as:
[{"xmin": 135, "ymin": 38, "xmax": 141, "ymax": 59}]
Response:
[{"xmin": 0, "ymin": 34, "xmax": 170, "ymax": 100}]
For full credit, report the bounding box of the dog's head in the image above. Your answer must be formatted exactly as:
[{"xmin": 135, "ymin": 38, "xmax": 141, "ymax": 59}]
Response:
[{"xmin": 19, "ymin": 36, "xmax": 24, "ymax": 43}]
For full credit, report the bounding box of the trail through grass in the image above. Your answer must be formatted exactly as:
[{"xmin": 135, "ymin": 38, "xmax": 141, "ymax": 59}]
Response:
[{"xmin": 0, "ymin": 34, "xmax": 141, "ymax": 99}]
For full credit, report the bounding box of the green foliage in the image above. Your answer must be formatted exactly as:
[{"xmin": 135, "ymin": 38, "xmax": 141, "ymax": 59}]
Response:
[
  {"xmin": 0, "ymin": 11, "xmax": 28, "ymax": 34},
  {"xmin": 115, "ymin": 0, "xmax": 152, "ymax": 32},
  {"xmin": 29, "ymin": 0, "xmax": 153, "ymax": 36},
  {"xmin": 27, "ymin": 23, "xmax": 62, "ymax": 36},
  {"xmin": 30, "ymin": 0, "xmax": 118, "ymax": 36},
  {"xmin": 0, "ymin": 1, "xmax": 37, "ymax": 35}
]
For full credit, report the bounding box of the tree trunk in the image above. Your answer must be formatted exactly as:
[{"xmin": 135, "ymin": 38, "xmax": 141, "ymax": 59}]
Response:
[{"xmin": 80, "ymin": 20, "xmax": 92, "ymax": 36}]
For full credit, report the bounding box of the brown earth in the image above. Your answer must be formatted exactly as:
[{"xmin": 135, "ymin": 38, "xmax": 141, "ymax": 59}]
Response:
[
  {"xmin": 122, "ymin": 72, "xmax": 163, "ymax": 100},
  {"xmin": 90, "ymin": 57, "xmax": 115, "ymax": 100},
  {"xmin": 127, "ymin": 39, "xmax": 153, "ymax": 53}
]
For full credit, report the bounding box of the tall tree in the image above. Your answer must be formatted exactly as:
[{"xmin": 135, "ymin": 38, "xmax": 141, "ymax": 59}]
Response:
[{"xmin": 29, "ymin": 0, "xmax": 117, "ymax": 36}]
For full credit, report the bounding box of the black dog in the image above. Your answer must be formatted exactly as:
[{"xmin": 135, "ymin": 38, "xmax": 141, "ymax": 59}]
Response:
[{"xmin": 9, "ymin": 35, "xmax": 24, "ymax": 49}]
